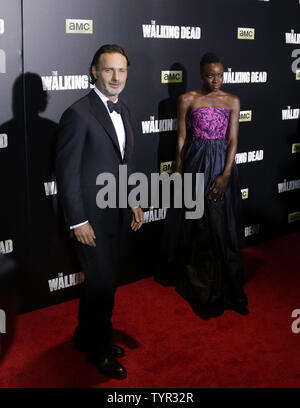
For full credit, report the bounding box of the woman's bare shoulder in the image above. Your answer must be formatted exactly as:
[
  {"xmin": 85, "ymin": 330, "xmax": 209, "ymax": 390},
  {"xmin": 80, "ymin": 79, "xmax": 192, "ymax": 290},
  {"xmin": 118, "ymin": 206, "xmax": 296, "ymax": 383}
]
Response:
[
  {"xmin": 178, "ymin": 89, "xmax": 203, "ymax": 107},
  {"xmin": 221, "ymin": 91, "xmax": 240, "ymax": 109}
]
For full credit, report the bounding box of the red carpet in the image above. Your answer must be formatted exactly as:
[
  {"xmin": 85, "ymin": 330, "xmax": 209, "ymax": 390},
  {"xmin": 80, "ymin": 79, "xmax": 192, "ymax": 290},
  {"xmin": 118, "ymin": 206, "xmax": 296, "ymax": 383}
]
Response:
[{"xmin": 0, "ymin": 231, "xmax": 300, "ymax": 388}]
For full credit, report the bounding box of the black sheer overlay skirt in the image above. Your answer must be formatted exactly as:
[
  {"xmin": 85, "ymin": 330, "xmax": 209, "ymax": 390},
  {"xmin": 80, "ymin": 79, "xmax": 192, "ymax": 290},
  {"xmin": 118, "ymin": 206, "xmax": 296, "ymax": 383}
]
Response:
[{"xmin": 157, "ymin": 138, "xmax": 248, "ymax": 310}]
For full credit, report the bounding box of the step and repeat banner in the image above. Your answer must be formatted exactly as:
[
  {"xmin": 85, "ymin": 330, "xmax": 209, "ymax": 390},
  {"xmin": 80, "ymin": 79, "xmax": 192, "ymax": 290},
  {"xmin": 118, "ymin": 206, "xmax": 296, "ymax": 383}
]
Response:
[
  {"xmin": 0, "ymin": 0, "xmax": 300, "ymax": 313},
  {"xmin": 0, "ymin": 0, "xmax": 23, "ymax": 356}
]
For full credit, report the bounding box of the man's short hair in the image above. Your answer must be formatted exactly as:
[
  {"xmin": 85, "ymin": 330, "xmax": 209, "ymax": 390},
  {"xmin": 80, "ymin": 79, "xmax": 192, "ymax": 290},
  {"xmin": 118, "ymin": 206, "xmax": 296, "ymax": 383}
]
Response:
[{"xmin": 89, "ymin": 44, "xmax": 130, "ymax": 84}]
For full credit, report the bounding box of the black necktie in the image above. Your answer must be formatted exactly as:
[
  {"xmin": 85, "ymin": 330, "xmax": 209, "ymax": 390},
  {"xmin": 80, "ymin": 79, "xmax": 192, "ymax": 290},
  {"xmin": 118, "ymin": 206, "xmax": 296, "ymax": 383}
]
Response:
[{"xmin": 107, "ymin": 100, "xmax": 122, "ymax": 114}]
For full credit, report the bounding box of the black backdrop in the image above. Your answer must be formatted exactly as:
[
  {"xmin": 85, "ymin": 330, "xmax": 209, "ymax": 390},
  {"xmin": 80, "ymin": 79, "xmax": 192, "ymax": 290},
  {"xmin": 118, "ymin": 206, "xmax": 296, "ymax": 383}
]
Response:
[{"xmin": 0, "ymin": 0, "xmax": 299, "ymax": 313}]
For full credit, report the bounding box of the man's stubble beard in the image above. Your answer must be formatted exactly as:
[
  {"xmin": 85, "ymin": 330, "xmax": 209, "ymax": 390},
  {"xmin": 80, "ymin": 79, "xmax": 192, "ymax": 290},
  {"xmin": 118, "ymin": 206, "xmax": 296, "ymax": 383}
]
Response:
[{"xmin": 102, "ymin": 83, "xmax": 125, "ymax": 98}]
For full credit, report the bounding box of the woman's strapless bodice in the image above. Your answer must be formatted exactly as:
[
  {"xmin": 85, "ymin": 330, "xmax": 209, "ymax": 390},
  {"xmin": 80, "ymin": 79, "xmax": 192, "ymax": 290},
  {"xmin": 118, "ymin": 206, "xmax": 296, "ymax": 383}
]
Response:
[{"xmin": 190, "ymin": 107, "xmax": 230, "ymax": 140}]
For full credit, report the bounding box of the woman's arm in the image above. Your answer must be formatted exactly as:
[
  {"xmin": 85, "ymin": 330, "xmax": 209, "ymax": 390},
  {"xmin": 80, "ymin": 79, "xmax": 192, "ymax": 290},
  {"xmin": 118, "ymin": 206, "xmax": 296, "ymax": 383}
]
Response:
[{"xmin": 208, "ymin": 96, "xmax": 240, "ymax": 200}]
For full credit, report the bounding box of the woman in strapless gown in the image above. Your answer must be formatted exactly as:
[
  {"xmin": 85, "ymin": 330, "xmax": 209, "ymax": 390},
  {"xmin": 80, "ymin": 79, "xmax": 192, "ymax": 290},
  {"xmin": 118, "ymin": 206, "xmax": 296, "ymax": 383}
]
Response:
[{"xmin": 157, "ymin": 52, "xmax": 248, "ymax": 314}]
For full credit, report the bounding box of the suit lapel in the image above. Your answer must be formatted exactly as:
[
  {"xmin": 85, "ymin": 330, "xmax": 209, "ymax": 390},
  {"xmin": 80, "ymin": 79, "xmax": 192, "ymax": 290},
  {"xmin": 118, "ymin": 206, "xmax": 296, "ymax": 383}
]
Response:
[
  {"xmin": 121, "ymin": 105, "xmax": 134, "ymax": 163},
  {"xmin": 88, "ymin": 90, "xmax": 121, "ymax": 158}
]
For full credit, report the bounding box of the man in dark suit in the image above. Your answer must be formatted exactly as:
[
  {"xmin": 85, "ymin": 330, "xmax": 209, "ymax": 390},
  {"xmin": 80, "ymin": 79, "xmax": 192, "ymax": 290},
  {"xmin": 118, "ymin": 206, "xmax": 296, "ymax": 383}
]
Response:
[{"xmin": 56, "ymin": 44, "xmax": 143, "ymax": 379}]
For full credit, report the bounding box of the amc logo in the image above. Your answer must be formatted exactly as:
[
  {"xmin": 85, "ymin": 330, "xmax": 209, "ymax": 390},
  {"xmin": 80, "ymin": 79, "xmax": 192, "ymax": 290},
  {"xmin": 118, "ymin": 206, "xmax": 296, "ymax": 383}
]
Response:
[
  {"xmin": 160, "ymin": 161, "xmax": 175, "ymax": 174},
  {"xmin": 237, "ymin": 27, "xmax": 255, "ymax": 40},
  {"xmin": 66, "ymin": 19, "xmax": 93, "ymax": 34},
  {"xmin": 288, "ymin": 211, "xmax": 300, "ymax": 223},
  {"xmin": 239, "ymin": 110, "xmax": 252, "ymax": 122},
  {"xmin": 292, "ymin": 143, "xmax": 300, "ymax": 154},
  {"xmin": 241, "ymin": 188, "xmax": 249, "ymax": 200},
  {"xmin": 161, "ymin": 70, "xmax": 183, "ymax": 84}
]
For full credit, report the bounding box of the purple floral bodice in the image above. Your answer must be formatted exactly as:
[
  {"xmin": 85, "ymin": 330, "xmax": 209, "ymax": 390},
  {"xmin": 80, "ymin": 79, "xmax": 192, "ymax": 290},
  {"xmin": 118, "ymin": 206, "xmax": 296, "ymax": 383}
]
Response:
[{"xmin": 190, "ymin": 107, "xmax": 230, "ymax": 140}]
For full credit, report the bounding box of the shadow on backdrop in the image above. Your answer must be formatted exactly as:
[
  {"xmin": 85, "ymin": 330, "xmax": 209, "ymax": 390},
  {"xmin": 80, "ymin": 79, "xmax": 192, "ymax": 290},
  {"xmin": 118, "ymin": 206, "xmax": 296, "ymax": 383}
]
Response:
[
  {"xmin": 154, "ymin": 63, "xmax": 188, "ymax": 286},
  {"xmin": 157, "ymin": 62, "xmax": 188, "ymax": 171},
  {"xmin": 1, "ymin": 73, "xmax": 81, "ymax": 313}
]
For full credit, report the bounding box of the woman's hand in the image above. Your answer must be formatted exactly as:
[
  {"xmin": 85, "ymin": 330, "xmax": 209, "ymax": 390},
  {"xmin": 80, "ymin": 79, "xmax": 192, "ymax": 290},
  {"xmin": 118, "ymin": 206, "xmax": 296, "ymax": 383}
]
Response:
[{"xmin": 208, "ymin": 174, "xmax": 230, "ymax": 201}]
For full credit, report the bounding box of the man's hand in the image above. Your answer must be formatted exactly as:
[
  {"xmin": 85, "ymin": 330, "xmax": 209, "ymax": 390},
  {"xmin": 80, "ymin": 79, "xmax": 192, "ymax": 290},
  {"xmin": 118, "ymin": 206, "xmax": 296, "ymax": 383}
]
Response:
[
  {"xmin": 73, "ymin": 222, "xmax": 96, "ymax": 247},
  {"xmin": 131, "ymin": 207, "xmax": 144, "ymax": 231}
]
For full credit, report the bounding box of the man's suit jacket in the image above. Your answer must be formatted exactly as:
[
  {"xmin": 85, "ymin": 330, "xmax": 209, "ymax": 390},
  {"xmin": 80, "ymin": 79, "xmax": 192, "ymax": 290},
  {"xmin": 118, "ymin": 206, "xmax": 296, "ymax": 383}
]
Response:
[{"xmin": 56, "ymin": 90, "xmax": 134, "ymax": 230}]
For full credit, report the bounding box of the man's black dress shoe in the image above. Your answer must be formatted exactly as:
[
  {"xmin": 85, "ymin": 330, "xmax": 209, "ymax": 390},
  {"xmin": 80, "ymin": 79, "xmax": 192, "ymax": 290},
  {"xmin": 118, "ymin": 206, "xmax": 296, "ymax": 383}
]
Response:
[
  {"xmin": 86, "ymin": 354, "xmax": 127, "ymax": 379},
  {"xmin": 110, "ymin": 344, "xmax": 125, "ymax": 358},
  {"xmin": 74, "ymin": 338, "xmax": 125, "ymax": 358},
  {"xmin": 223, "ymin": 297, "xmax": 249, "ymax": 315},
  {"xmin": 154, "ymin": 276, "xmax": 176, "ymax": 287}
]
